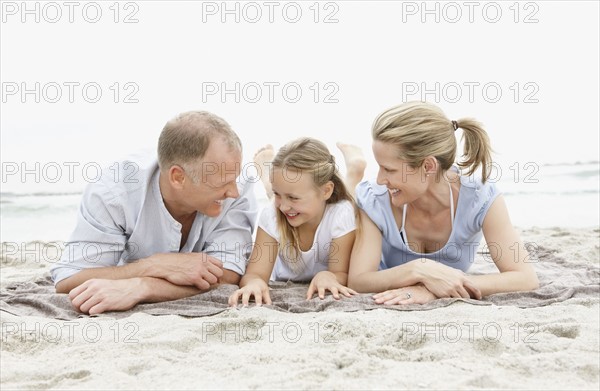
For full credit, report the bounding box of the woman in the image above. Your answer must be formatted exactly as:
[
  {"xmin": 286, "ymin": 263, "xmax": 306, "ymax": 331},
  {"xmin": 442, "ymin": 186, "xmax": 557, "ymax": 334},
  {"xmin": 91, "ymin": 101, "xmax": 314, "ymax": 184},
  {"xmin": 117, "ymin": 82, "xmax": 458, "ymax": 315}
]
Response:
[{"xmin": 348, "ymin": 101, "xmax": 539, "ymax": 305}]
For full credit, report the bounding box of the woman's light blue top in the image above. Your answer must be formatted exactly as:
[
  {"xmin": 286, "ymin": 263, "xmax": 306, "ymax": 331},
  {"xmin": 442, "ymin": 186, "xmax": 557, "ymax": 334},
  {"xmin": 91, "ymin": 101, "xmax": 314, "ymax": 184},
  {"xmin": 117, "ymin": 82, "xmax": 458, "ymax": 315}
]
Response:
[{"xmin": 356, "ymin": 173, "xmax": 500, "ymax": 272}]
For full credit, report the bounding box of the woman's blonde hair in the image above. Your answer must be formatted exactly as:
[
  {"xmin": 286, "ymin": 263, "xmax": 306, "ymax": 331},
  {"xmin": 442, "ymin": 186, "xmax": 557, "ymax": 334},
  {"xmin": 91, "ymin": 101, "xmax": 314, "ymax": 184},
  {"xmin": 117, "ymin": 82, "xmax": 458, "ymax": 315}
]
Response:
[
  {"xmin": 271, "ymin": 137, "xmax": 359, "ymax": 271},
  {"xmin": 372, "ymin": 101, "xmax": 493, "ymax": 182}
]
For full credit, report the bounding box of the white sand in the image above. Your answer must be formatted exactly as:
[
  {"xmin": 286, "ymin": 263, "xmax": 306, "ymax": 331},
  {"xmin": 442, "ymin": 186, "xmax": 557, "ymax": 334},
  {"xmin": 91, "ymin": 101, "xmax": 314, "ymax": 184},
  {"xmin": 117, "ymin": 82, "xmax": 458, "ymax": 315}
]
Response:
[{"xmin": 1, "ymin": 227, "xmax": 599, "ymax": 390}]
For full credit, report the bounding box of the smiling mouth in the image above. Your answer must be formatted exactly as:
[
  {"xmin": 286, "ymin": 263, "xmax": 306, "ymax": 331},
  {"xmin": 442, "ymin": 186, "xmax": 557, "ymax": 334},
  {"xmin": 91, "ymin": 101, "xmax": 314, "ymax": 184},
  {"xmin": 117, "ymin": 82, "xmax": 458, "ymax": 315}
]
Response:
[
  {"xmin": 214, "ymin": 200, "xmax": 224, "ymax": 205},
  {"xmin": 389, "ymin": 188, "xmax": 400, "ymax": 196},
  {"xmin": 285, "ymin": 212, "xmax": 299, "ymax": 219}
]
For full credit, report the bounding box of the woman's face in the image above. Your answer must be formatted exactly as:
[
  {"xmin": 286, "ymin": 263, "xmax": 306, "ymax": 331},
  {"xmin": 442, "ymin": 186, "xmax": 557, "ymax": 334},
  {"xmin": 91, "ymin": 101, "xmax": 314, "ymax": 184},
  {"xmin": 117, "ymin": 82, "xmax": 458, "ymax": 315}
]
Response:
[{"xmin": 372, "ymin": 140, "xmax": 428, "ymax": 207}]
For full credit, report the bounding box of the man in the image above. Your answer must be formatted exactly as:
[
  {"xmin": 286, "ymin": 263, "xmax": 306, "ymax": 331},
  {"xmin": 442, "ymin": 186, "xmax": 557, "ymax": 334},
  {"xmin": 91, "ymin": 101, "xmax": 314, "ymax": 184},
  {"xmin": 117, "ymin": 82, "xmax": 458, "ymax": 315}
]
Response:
[{"xmin": 51, "ymin": 111, "xmax": 258, "ymax": 315}]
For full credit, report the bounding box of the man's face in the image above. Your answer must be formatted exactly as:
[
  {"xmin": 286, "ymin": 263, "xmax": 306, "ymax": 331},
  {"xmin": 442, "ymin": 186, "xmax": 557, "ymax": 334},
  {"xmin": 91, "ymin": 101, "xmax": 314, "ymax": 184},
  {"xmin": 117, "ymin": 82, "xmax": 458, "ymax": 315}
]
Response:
[{"xmin": 181, "ymin": 138, "xmax": 242, "ymax": 217}]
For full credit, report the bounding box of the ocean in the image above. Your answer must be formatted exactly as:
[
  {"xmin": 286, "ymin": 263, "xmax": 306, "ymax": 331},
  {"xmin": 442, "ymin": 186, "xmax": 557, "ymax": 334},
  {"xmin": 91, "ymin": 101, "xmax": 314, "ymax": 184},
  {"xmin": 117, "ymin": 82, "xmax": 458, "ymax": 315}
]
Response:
[{"xmin": 1, "ymin": 161, "xmax": 598, "ymax": 244}]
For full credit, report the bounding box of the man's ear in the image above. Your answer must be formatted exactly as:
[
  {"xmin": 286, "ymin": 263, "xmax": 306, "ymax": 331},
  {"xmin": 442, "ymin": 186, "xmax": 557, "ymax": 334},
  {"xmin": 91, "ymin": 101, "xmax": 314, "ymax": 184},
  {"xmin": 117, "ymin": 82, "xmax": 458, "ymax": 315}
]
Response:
[
  {"xmin": 169, "ymin": 165, "xmax": 186, "ymax": 189},
  {"xmin": 321, "ymin": 181, "xmax": 334, "ymax": 201}
]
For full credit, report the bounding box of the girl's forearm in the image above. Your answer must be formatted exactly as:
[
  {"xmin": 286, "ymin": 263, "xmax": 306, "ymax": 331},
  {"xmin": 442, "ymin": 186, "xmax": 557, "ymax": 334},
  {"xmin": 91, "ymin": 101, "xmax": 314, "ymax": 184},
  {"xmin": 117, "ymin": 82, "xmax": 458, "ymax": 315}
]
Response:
[{"xmin": 239, "ymin": 273, "xmax": 267, "ymax": 288}]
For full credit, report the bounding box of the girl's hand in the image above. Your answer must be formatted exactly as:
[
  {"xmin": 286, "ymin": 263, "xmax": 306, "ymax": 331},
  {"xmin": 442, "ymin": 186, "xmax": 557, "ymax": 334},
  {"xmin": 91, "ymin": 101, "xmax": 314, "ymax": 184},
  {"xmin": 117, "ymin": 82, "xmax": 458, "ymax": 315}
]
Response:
[
  {"xmin": 372, "ymin": 284, "xmax": 436, "ymax": 305},
  {"xmin": 306, "ymin": 271, "xmax": 358, "ymax": 300},
  {"xmin": 228, "ymin": 279, "xmax": 272, "ymax": 307}
]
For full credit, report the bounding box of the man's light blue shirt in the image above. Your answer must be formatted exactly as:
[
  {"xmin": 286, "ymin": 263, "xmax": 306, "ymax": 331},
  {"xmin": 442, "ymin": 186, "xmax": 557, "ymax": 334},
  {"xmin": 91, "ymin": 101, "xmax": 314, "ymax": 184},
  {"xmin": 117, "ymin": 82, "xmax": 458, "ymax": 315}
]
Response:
[{"xmin": 50, "ymin": 158, "xmax": 258, "ymax": 284}]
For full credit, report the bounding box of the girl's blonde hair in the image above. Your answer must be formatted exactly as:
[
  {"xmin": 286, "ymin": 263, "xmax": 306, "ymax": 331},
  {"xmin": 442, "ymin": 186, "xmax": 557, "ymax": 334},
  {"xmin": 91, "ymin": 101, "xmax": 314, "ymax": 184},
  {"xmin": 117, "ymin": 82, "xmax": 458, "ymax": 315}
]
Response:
[
  {"xmin": 372, "ymin": 101, "xmax": 493, "ymax": 182},
  {"xmin": 271, "ymin": 137, "xmax": 359, "ymax": 271}
]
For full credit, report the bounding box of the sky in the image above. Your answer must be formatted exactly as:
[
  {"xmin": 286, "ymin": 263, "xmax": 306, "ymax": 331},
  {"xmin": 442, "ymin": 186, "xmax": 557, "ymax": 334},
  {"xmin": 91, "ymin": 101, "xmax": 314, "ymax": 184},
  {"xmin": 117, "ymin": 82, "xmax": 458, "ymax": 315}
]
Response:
[{"xmin": 1, "ymin": 0, "xmax": 599, "ymax": 194}]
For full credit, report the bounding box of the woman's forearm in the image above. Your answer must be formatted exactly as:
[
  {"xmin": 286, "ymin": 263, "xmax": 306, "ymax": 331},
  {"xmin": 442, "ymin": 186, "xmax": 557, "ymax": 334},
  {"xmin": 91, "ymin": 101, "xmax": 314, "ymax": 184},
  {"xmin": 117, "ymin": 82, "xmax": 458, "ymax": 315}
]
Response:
[
  {"xmin": 468, "ymin": 270, "xmax": 539, "ymax": 297},
  {"xmin": 349, "ymin": 263, "xmax": 420, "ymax": 293}
]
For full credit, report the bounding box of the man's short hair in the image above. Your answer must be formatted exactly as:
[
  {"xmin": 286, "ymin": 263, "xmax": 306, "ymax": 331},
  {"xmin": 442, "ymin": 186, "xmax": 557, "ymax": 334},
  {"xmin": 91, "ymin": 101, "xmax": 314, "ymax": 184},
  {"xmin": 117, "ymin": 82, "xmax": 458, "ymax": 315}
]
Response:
[{"xmin": 157, "ymin": 111, "xmax": 242, "ymax": 171}]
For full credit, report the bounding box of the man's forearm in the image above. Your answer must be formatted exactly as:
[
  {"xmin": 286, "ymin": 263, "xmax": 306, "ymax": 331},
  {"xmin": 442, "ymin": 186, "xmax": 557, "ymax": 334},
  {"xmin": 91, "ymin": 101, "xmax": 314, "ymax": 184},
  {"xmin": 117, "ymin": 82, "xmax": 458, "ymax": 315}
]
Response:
[
  {"xmin": 55, "ymin": 260, "xmax": 154, "ymax": 293},
  {"xmin": 139, "ymin": 277, "xmax": 202, "ymax": 302},
  {"xmin": 56, "ymin": 254, "xmax": 242, "ymax": 294},
  {"xmin": 141, "ymin": 270, "xmax": 240, "ymax": 302}
]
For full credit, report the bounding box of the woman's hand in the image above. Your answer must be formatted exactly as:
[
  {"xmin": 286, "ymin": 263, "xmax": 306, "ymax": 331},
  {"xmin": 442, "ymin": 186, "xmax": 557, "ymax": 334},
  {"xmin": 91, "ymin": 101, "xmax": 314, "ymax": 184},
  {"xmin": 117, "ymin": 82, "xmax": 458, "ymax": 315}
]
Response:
[
  {"xmin": 372, "ymin": 284, "xmax": 436, "ymax": 305},
  {"xmin": 412, "ymin": 258, "xmax": 482, "ymax": 299},
  {"xmin": 306, "ymin": 271, "xmax": 358, "ymax": 300},
  {"xmin": 228, "ymin": 278, "xmax": 272, "ymax": 307}
]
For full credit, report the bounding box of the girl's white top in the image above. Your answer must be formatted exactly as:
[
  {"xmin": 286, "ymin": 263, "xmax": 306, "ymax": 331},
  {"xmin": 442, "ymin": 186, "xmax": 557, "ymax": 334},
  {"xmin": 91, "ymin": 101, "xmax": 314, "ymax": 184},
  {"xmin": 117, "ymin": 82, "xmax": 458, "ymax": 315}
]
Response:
[{"xmin": 258, "ymin": 200, "xmax": 356, "ymax": 282}]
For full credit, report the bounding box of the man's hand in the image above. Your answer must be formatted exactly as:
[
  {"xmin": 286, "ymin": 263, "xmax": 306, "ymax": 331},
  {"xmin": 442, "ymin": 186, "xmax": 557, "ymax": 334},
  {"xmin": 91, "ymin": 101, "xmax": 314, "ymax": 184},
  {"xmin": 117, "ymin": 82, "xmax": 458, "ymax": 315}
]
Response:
[
  {"xmin": 69, "ymin": 278, "xmax": 146, "ymax": 315},
  {"xmin": 145, "ymin": 253, "xmax": 224, "ymax": 290}
]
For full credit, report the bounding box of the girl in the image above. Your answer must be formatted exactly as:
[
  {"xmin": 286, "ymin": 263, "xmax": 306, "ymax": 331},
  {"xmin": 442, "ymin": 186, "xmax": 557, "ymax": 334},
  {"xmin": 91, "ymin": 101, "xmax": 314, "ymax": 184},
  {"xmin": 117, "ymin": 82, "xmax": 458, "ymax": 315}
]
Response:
[
  {"xmin": 229, "ymin": 137, "xmax": 361, "ymax": 306},
  {"xmin": 349, "ymin": 101, "xmax": 539, "ymax": 305}
]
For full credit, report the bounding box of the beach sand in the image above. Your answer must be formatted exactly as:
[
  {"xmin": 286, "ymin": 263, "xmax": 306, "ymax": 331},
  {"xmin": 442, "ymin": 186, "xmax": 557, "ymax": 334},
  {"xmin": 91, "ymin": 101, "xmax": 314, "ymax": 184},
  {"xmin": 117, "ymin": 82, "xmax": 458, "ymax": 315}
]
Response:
[{"xmin": 1, "ymin": 227, "xmax": 599, "ymax": 390}]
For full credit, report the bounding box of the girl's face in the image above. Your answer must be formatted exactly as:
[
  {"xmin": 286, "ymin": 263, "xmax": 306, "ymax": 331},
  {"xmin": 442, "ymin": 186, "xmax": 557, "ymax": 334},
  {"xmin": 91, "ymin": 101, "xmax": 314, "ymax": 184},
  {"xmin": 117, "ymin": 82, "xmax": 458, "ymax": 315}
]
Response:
[
  {"xmin": 271, "ymin": 168, "xmax": 331, "ymax": 230},
  {"xmin": 372, "ymin": 140, "xmax": 428, "ymax": 208}
]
